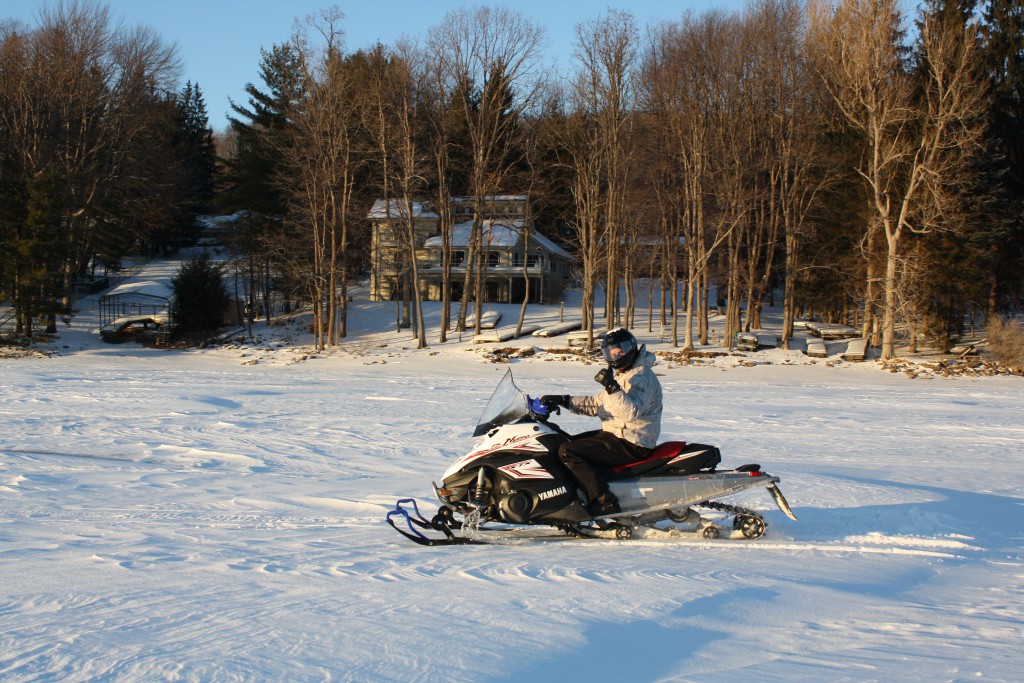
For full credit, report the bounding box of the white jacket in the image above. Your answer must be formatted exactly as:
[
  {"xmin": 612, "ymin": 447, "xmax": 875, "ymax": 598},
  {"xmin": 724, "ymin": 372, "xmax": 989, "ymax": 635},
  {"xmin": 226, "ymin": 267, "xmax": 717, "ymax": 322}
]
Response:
[{"xmin": 567, "ymin": 347, "xmax": 662, "ymax": 448}]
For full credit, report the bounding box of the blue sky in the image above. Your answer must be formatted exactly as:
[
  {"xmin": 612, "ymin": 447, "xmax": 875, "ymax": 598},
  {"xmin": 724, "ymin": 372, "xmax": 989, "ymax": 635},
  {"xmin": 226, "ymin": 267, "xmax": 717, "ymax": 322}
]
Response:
[{"xmin": 3, "ymin": 1, "xmax": 743, "ymax": 130}]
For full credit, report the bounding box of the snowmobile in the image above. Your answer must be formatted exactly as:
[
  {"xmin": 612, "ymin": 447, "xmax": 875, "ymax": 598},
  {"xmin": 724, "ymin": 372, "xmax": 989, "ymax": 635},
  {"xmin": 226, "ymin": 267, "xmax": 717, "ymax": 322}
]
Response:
[{"xmin": 387, "ymin": 370, "xmax": 796, "ymax": 546}]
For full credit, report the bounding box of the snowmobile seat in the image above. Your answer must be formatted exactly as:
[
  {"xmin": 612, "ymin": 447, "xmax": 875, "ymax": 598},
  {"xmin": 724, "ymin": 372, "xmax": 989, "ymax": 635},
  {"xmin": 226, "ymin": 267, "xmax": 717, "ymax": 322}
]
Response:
[{"xmin": 610, "ymin": 442, "xmax": 721, "ymax": 478}]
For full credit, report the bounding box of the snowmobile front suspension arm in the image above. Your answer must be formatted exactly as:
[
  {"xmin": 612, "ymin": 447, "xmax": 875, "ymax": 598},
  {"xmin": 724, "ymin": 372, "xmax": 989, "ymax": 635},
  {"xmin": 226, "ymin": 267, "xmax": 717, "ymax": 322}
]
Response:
[{"xmin": 385, "ymin": 499, "xmax": 485, "ymax": 546}]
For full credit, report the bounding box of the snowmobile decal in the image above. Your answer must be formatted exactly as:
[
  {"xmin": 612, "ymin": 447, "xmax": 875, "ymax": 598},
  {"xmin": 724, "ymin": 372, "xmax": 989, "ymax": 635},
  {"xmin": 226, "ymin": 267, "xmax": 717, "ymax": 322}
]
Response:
[
  {"xmin": 669, "ymin": 448, "xmax": 711, "ymax": 465},
  {"xmin": 498, "ymin": 459, "xmax": 554, "ymax": 480},
  {"xmin": 470, "ymin": 432, "xmax": 548, "ymax": 458}
]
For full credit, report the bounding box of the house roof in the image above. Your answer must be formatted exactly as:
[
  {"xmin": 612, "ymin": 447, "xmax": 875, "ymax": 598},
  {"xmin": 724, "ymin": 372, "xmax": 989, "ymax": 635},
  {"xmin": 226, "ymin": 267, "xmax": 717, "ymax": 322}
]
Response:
[
  {"xmin": 102, "ymin": 280, "xmax": 174, "ymax": 301},
  {"xmin": 368, "ymin": 199, "xmax": 439, "ymax": 220},
  {"xmin": 530, "ymin": 231, "xmax": 572, "ymax": 260},
  {"xmin": 423, "ymin": 219, "xmax": 571, "ymax": 260},
  {"xmin": 423, "ymin": 219, "xmax": 522, "ymax": 249}
]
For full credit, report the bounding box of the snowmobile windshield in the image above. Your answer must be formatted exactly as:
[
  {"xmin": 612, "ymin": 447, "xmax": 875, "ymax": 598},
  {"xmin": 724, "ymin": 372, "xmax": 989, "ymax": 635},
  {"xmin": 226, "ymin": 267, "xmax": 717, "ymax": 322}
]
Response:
[{"xmin": 473, "ymin": 369, "xmax": 529, "ymax": 437}]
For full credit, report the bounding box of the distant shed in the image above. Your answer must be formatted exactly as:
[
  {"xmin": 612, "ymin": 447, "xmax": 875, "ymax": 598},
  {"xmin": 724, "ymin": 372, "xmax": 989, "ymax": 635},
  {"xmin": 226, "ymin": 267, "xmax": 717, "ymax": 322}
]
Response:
[{"xmin": 99, "ymin": 281, "xmax": 175, "ymax": 328}]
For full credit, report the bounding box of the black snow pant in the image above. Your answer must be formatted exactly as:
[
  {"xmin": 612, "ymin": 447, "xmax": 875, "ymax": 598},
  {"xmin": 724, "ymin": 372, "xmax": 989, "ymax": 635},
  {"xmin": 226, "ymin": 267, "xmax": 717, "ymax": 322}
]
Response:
[{"xmin": 557, "ymin": 430, "xmax": 649, "ymax": 504}]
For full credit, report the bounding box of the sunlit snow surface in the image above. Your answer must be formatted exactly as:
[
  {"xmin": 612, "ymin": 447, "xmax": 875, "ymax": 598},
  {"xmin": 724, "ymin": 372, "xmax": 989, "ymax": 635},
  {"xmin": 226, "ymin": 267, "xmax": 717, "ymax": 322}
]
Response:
[{"xmin": 1, "ymin": 270, "xmax": 1021, "ymax": 681}]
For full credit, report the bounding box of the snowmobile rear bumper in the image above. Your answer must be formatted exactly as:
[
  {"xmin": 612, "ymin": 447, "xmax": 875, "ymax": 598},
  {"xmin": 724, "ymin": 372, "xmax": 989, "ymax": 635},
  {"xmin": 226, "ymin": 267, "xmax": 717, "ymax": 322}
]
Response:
[{"xmin": 766, "ymin": 482, "xmax": 798, "ymax": 520}]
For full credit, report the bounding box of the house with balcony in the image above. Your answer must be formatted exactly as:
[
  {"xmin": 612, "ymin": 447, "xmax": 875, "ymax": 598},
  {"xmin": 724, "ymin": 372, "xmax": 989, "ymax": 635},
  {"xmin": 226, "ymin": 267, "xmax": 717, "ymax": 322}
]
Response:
[
  {"xmin": 368, "ymin": 196, "xmax": 573, "ymax": 304},
  {"xmin": 368, "ymin": 199, "xmax": 440, "ymax": 301}
]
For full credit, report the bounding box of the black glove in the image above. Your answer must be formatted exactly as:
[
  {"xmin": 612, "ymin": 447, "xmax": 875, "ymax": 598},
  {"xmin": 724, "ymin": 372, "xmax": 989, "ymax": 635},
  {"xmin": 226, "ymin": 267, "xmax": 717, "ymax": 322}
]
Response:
[
  {"xmin": 540, "ymin": 395, "xmax": 570, "ymax": 413},
  {"xmin": 594, "ymin": 365, "xmax": 621, "ymax": 394}
]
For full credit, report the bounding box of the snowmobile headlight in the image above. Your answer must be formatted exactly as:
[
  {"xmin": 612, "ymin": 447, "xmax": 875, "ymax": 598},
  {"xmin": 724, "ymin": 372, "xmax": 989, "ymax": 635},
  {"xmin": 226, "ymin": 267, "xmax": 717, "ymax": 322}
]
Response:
[{"xmin": 435, "ymin": 486, "xmax": 463, "ymax": 503}]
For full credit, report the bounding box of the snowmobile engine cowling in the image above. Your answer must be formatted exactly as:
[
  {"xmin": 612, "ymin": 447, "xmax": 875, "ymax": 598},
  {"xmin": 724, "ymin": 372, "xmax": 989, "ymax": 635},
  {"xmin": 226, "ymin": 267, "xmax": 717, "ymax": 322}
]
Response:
[{"xmin": 499, "ymin": 490, "xmax": 534, "ymax": 524}]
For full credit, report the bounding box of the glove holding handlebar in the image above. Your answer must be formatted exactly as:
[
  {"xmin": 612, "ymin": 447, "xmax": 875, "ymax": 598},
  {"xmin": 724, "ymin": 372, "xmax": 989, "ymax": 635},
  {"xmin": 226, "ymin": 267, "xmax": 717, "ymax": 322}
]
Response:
[
  {"xmin": 594, "ymin": 365, "xmax": 621, "ymax": 394},
  {"xmin": 527, "ymin": 395, "xmax": 550, "ymax": 418},
  {"xmin": 539, "ymin": 394, "xmax": 570, "ymax": 414}
]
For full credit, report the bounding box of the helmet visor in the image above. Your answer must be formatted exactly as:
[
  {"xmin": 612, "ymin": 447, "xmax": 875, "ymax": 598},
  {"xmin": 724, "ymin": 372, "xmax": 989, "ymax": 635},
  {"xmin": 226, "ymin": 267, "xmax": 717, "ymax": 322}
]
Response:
[{"xmin": 602, "ymin": 338, "xmax": 635, "ymax": 366}]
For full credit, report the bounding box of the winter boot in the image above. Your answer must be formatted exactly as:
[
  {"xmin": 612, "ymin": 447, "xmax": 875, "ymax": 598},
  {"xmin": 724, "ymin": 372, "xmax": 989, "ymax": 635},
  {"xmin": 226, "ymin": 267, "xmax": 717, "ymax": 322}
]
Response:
[{"xmin": 588, "ymin": 490, "xmax": 620, "ymax": 517}]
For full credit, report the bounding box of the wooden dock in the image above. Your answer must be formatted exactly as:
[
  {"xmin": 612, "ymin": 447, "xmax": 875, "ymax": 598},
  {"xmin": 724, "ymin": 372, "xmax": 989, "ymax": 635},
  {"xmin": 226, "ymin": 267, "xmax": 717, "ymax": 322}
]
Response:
[
  {"xmin": 533, "ymin": 321, "xmax": 583, "ymax": 338},
  {"xmin": 473, "ymin": 326, "xmax": 541, "ymax": 343},
  {"xmin": 566, "ymin": 330, "xmax": 606, "ymax": 347},
  {"xmin": 806, "ymin": 339, "xmax": 828, "ymax": 358},
  {"xmin": 842, "ymin": 338, "xmax": 868, "ymax": 361}
]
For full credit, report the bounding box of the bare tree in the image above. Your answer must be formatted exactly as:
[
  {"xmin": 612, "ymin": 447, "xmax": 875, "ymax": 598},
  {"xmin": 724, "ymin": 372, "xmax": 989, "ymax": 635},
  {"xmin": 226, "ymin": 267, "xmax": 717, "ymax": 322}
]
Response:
[
  {"xmin": 809, "ymin": 0, "xmax": 985, "ymax": 359},
  {"xmin": 513, "ymin": 113, "xmax": 548, "ymax": 339},
  {"xmin": 741, "ymin": 0, "xmax": 833, "ymax": 349},
  {"xmin": 571, "ymin": 9, "xmax": 639, "ymax": 332},
  {"xmin": 641, "ymin": 13, "xmax": 737, "ymax": 350},
  {"xmin": 550, "ymin": 87, "xmax": 604, "ymax": 340},
  {"xmin": 421, "ymin": 52, "xmax": 457, "ymax": 342},
  {"xmin": 707, "ymin": 13, "xmax": 757, "ymax": 349},
  {"xmin": 364, "ymin": 41, "xmax": 431, "ymax": 348},
  {"xmin": 427, "ymin": 6, "xmax": 545, "ymax": 335},
  {"xmin": 284, "ymin": 6, "xmax": 358, "ymax": 349}
]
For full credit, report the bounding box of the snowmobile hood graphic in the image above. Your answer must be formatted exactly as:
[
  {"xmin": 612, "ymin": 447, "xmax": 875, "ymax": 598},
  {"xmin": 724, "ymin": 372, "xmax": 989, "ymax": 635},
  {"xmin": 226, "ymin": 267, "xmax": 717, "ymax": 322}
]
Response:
[{"xmin": 387, "ymin": 370, "xmax": 796, "ymax": 546}]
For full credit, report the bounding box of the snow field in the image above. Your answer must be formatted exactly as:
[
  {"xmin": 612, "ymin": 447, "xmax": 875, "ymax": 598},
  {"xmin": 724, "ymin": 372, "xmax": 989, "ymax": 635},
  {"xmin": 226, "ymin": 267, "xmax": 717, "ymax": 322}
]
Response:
[{"xmin": 2, "ymin": 352, "xmax": 1022, "ymax": 681}]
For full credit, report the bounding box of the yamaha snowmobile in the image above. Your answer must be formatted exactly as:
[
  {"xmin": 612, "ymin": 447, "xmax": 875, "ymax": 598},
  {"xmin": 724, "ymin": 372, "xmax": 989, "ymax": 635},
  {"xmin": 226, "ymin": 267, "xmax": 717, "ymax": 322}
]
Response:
[{"xmin": 387, "ymin": 370, "xmax": 796, "ymax": 546}]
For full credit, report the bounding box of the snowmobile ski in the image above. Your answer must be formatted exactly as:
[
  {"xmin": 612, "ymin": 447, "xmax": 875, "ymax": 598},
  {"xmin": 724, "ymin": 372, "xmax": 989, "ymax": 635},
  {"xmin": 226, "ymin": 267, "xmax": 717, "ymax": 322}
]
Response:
[{"xmin": 385, "ymin": 499, "xmax": 487, "ymax": 546}]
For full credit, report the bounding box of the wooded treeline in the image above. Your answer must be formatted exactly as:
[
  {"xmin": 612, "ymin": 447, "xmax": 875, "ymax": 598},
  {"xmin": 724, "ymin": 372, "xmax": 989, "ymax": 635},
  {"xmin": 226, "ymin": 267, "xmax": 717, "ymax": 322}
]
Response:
[
  {"xmin": 0, "ymin": 2, "xmax": 214, "ymax": 337},
  {"xmin": 2, "ymin": 0, "xmax": 1021, "ymax": 358}
]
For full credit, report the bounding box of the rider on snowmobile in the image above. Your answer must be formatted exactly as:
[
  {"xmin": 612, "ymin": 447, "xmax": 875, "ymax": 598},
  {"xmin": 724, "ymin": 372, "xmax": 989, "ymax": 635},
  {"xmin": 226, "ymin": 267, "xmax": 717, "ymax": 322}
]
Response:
[{"xmin": 537, "ymin": 328, "xmax": 663, "ymax": 516}]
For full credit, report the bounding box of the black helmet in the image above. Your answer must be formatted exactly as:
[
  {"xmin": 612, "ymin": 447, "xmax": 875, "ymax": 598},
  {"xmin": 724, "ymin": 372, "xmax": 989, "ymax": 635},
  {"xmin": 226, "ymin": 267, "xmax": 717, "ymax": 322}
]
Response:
[{"xmin": 602, "ymin": 328, "xmax": 640, "ymax": 370}]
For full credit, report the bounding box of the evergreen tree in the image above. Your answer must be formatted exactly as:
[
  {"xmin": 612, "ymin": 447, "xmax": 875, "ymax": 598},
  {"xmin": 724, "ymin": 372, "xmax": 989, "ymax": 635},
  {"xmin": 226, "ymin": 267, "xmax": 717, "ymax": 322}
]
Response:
[
  {"xmin": 979, "ymin": 0, "xmax": 1024, "ymax": 313},
  {"xmin": 0, "ymin": 4, "xmax": 180, "ymax": 337},
  {"xmin": 906, "ymin": 0, "xmax": 986, "ymax": 333},
  {"xmin": 173, "ymin": 82, "xmax": 217, "ymax": 228},
  {"xmin": 223, "ymin": 44, "xmax": 306, "ymax": 218},
  {"xmin": 220, "ymin": 43, "xmax": 308, "ymax": 328},
  {"xmin": 113, "ymin": 93, "xmax": 187, "ymax": 257},
  {"xmin": 171, "ymin": 253, "xmax": 230, "ymax": 335}
]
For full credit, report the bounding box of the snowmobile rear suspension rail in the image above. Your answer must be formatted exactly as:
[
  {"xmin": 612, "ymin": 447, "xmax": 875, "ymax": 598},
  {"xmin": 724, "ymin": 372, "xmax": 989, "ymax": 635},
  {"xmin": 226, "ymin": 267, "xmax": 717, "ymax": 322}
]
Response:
[
  {"xmin": 696, "ymin": 499, "xmax": 762, "ymax": 518},
  {"xmin": 697, "ymin": 499, "xmax": 768, "ymax": 539}
]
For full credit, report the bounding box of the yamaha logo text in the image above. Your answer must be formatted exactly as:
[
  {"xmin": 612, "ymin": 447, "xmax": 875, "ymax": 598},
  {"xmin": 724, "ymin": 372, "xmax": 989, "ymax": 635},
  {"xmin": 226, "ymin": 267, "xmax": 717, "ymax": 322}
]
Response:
[{"xmin": 538, "ymin": 486, "xmax": 567, "ymax": 501}]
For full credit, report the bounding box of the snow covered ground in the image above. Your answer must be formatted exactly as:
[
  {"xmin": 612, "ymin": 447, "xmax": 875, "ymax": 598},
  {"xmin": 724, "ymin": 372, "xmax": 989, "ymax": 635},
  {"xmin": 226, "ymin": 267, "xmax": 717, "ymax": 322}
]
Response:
[{"xmin": 2, "ymin": 256, "xmax": 1022, "ymax": 682}]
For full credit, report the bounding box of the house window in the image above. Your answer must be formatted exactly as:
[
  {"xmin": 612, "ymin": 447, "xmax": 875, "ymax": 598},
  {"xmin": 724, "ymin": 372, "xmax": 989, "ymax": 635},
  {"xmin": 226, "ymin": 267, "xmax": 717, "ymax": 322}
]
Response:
[
  {"xmin": 486, "ymin": 251, "xmax": 500, "ymax": 267},
  {"xmin": 375, "ymin": 225, "xmax": 400, "ymax": 246},
  {"xmin": 452, "ymin": 250, "xmax": 466, "ymax": 266}
]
